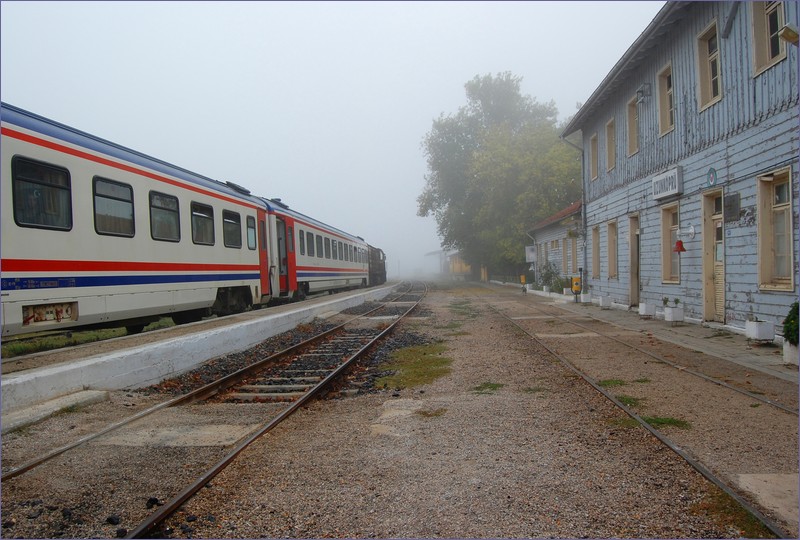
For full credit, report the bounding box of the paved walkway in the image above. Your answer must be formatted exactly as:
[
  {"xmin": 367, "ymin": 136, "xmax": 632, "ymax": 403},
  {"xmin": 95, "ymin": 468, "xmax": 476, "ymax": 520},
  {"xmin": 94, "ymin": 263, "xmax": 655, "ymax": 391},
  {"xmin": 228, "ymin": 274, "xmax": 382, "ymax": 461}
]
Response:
[{"xmin": 497, "ymin": 284, "xmax": 798, "ymax": 384}]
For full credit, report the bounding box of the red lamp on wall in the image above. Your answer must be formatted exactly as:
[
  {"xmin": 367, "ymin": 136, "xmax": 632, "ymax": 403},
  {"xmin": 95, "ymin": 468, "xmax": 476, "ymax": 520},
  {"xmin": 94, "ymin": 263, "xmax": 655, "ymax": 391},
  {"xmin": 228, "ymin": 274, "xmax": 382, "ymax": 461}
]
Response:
[
  {"xmin": 673, "ymin": 239, "xmax": 687, "ymax": 252},
  {"xmin": 673, "ymin": 224, "xmax": 694, "ymax": 252}
]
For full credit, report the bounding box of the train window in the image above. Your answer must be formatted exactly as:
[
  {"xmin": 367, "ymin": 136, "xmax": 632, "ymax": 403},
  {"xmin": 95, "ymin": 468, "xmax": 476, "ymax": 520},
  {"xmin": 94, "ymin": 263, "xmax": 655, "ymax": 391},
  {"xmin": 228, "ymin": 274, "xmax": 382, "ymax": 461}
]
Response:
[
  {"xmin": 93, "ymin": 177, "xmax": 134, "ymax": 237},
  {"xmin": 338, "ymin": 241, "xmax": 344, "ymax": 261},
  {"xmin": 191, "ymin": 202, "xmax": 215, "ymax": 245},
  {"xmin": 12, "ymin": 156, "xmax": 72, "ymax": 230},
  {"xmin": 223, "ymin": 210, "xmax": 242, "ymax": 248},
  {"xmin": 349, "ymin": 244, "xmax": 354, "ymax": 262},
  {"xmin": 246, "ymin": 216, "xmax": 256, "ymax": 250},
  {"xmin": 287, "ymin": 227, "xmax": 294, "ymax": 253},
  {"xmin": 299, "ymin": 229, "xmax": 305, "ymax": 255},
  {"xmin": 307, "ymin": 232, "xmax": 315, "ymax": 257},
  {"xmin": 324, "ymin": 237, "xmax": 331, "ymax": 259},
  {"xmin": 150, "ymin": 191, "xmax": 180, "ymax": 242},
  {"xmin": 332, "ymin": 238, "xmax": 338, "ymax": 260},
  {"xmin": 259, "ymin": 219, "xmax": 266, "ymax": 251},
  {"xmin": 316, "ymin": 235, "xmax": 324, "ymax": 258}
]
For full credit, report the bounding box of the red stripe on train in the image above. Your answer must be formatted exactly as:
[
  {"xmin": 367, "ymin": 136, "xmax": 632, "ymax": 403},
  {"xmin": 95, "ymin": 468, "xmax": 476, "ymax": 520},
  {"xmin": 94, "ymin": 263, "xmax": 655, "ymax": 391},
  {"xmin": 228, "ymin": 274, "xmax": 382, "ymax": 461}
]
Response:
[{"xmin": 1, "ymin": 259, "xmax": 258, "ymax": 273}]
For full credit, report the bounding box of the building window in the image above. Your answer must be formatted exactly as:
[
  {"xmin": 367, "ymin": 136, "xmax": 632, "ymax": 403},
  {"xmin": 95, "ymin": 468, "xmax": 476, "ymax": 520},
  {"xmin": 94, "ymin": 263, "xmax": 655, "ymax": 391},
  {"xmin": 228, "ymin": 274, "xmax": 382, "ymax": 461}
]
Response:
[
  {"xmin": 592, "ymin": 226, "xmax": 600, "ymax": 279},
  {"xmin": 627, "ymin": 97, "xmax": 639, "ymax": 156},
  {"xmin": 605, "ymin": 118, "xmax": 616, "ymax": 171},
  {"xmin": 150, "ymin": 191, "xmax": 180, "ymax": 242},
  {"xmin": 658, "ymin": 64, "xmax": 674, "ymax": 135},
  {"xmin": 758, "ymin": 167, "xmax": 793, "ymax": 289},
  {"xmin": 590, "ymin": 133, "xmax": 599, "ymax": 180},
  {"xmin": 94, "ymin": 177, "xmax": 134, "ymax": 237},
  {"xmin": 753, "ymin": 2, "xmax": 786, "ymax": 74},
  {"xmin": 698, "ymin": 21, "xmax": 722, "ymax": 109},
  {"xmin": 191, "ymin": 202, "xmax": 215, "ymax": 245},
  {"xmin": 222, "ymin": 210, "xmax": 242, "ymax": 248},
  {"xmin": 608, "ymin": 221, "xmax": 618, "ymax": 279},
  {"xmin": 661, "ymin": 204, "xmax": 680, "ymax": 282},
  {"xmin": 562, "ymin": 236, "xmax": 568, "ymax": 275},
  {"xmin": 12, "ymin": 157, "xmax": 72, "ymax": 230}
]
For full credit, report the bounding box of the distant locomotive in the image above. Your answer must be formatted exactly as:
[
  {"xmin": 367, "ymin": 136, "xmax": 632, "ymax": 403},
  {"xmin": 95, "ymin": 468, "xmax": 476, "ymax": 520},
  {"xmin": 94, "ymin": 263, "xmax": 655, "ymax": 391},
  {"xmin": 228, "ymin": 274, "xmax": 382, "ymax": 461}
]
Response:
[{"xmin": 0, "ymin": 102, "xmax": 387, "ymax": 337}]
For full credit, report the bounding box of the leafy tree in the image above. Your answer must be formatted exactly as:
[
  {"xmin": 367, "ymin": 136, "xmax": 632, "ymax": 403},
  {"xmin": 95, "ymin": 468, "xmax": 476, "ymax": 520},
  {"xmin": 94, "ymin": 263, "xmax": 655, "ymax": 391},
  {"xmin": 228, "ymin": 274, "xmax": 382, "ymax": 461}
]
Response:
[{"xmin": 418, "ymin": 72, "xmax": 580, "ymax": 275}]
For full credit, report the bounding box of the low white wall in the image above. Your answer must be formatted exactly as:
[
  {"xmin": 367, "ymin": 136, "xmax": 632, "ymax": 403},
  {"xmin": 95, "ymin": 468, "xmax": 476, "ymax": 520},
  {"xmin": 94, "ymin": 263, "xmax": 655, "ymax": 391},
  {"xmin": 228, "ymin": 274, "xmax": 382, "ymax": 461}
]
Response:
[{"xmin": 1, "ymin": 285, "xmax": 397, "ymax": 413}]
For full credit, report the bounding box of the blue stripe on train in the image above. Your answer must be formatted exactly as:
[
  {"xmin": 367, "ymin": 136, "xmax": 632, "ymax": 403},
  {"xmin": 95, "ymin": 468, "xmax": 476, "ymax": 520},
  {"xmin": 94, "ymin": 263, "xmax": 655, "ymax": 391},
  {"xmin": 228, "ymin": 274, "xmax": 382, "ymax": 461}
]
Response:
[
  {"xmin": 0, "ymin": 273, "xmax": 260, "ymax": 291},
  {"xmin": 296, "ymin": 272, "xmax": 366, "ymax": 278}
]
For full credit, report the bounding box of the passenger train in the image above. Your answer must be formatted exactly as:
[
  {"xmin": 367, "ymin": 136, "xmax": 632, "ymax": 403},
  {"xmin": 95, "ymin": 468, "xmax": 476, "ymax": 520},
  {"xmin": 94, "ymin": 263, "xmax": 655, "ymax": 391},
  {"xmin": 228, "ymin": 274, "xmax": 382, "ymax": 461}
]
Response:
[{"xmin": 0, "ymin": 102, "xmax": 387, "ymax": 337}]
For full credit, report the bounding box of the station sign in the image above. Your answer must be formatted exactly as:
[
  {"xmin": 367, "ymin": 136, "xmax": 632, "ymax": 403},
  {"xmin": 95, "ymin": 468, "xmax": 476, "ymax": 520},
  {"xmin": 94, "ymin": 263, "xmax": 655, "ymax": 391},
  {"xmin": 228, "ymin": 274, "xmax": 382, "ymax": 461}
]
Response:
[{"xmin": 652, "ymin": 166, "xmax": 683, "ymax": 200}]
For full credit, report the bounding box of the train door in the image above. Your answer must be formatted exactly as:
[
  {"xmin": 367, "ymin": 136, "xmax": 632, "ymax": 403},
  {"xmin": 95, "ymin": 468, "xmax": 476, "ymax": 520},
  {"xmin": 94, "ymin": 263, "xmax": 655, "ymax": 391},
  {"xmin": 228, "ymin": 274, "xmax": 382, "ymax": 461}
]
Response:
[
  {"xmin": 276, "ymin": 217, "xmax": 289, "ymax": 294},
  {"xmin": 257, "ymin": 209, "xmax": 270, "ymax": 300}
]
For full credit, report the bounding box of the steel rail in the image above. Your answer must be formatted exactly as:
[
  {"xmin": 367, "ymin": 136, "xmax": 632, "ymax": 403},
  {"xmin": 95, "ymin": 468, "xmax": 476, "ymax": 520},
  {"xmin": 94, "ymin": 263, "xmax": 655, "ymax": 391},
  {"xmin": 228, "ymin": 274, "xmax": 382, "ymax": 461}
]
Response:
[
  {"xmin": 126, "ymin": 281, "xmax": 427, "ymax": 538},
  {"xmin": 2, "ymin": 282, "xmax": 414, "ymax": 481},
  {"xmin": 489, "ymin": 302, "xmax": 792, "ymax": 539}
]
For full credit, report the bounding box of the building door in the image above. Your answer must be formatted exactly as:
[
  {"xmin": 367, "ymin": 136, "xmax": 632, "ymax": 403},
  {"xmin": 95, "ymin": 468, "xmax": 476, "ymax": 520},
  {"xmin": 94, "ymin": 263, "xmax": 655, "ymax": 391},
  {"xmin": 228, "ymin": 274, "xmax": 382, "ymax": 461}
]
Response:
[
  {"xmin": 703, "ymin": 192, "xmax": 725, "ymax": 322},
  {"xmin": 629, "ymin": 215, "xmax": 640, "ymax": 306}
]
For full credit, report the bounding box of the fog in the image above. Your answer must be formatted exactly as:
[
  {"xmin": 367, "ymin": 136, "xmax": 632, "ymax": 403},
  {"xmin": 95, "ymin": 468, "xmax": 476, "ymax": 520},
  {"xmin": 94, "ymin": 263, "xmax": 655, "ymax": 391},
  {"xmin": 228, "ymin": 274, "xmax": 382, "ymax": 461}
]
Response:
[{"xmin": 1, "ymin": 1, "xmax": 664, "ymax": 279}]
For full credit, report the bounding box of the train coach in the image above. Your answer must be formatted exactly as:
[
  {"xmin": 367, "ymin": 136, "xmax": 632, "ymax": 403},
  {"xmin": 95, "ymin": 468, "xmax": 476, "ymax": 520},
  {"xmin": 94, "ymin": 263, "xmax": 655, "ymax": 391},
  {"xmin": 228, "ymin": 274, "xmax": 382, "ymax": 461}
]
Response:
[{"xmin": 0, "ymin": 102, "xmax": 387, "ymax": 337}]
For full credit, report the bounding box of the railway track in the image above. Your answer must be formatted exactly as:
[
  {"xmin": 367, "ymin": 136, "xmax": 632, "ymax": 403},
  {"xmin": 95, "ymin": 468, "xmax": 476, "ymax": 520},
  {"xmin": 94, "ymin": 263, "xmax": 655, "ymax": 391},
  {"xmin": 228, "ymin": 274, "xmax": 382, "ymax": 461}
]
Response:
[
  {"xmin": 1, "ymin": 281, "xmax": 426, "ymax": 539},
  {"xmin": 483, "ymin": 287, "xmax": 795, "ymax": 539}
]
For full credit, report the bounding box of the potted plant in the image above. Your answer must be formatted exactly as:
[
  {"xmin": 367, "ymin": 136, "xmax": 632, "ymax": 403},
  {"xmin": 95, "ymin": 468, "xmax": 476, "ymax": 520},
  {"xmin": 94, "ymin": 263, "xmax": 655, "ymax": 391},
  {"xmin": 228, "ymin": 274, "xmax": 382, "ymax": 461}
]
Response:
[
  {"xmin": 745, "ymin": 315, "xmax": 775, "ymax": 342},
  {"xmin": 599, "ymin": 296, "xmax": 612, "ymax": 309},
  {"xmin": 783, "ymin": 302, "xmax": 798, "ymax": 365},
  {"xmin": 663, "ymin": 297, "xmax": 684, "ymax": 323}
]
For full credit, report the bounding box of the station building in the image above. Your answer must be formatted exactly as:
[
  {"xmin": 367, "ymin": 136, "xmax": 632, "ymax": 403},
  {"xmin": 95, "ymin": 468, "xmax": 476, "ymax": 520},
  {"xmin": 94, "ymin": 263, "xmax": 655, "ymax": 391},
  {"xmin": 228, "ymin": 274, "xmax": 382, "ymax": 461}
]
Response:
[
  {"xmin": 561, "ymin": 1, "xmax": 799, "ymax": 332},
  {"xmin": 527, "ymin": 200, "xmax": 584, "ymax": 289}
]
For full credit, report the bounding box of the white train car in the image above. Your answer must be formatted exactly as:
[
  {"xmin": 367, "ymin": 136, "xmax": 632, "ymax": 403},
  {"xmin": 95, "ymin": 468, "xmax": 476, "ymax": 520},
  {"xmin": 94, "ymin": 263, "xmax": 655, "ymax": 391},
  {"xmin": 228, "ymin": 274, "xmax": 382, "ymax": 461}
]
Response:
[
  {"xmin": 0, "ymin": 102, "xmax": 271, "ymax": 337},
  {"xmin": 261, "ymin": 198, "xmax": 369, "ymax": 299}
]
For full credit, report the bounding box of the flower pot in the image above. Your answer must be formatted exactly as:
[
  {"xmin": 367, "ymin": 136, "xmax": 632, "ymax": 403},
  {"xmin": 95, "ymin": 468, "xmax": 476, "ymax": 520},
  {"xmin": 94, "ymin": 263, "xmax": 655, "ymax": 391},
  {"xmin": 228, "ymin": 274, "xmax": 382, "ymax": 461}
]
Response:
[
  {"xmin": 599, "ymin": 296, "xmax": 612, "ymax": 310},
  {"xmin": 638, "ymin": 303, "xmax": 656, "ymax": 318},
  {"xmin": 580, "ymin": 293, "xmax": 591, "ymax": 304},
  {"xmin": 543, "ymin": 286, "xmax": 550, "ymax": 294},
  {"xmin": 783, "ymin": 341, "xmax": 798, "ymax": 365},
  {"xmin": 563, "ymin": 288, "xmax": 572, "ymax": 295},
  {"xmin": 745, "ymin": 320, "xmax": 774, "ymax": 342},
  {"xmin": 664, "ymin": 306, "xmax": 684, "ymax": 323}
]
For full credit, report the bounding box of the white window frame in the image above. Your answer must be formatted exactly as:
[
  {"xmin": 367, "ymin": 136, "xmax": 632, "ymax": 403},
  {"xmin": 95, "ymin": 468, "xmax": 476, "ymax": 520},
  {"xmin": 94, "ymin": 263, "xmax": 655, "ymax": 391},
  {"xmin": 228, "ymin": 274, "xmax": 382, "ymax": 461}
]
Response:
[
  {"xmin": 592, "ymin": 226, "xmax": 600, "ymax": 279},
  {"xmin": 589, "ymin": 133, "xmax": 599, "ymax": 180},
  {"xmin": 607, "ymin": 221, "xmax": 618, "ymax": 279},
  {"xmin": 757, "ymin": 167, "xmax": 794, "ymax": 290}
]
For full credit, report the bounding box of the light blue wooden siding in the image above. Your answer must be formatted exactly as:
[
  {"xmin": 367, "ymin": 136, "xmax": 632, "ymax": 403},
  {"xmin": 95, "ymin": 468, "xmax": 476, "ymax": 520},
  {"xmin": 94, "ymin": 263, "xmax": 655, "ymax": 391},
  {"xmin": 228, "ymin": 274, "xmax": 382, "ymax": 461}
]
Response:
[
  {"xmin": 580, "ymin": 1, "xmax": 799, "ymax": 328},
  {"xmin": 582, "ymin": 1, "xmax": 799, "ymax": 201}
]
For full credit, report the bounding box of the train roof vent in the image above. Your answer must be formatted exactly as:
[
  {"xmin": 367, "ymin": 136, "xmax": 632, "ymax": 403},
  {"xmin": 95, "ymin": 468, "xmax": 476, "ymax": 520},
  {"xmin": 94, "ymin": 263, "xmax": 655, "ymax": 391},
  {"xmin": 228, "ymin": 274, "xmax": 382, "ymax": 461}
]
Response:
[
  {"xmin": 225, "ymin": 181, "xmax": 251, "ymax": 195},
  {"xmin": 270, "ymin": 198, "xmax": 290, "ymax": 209}
]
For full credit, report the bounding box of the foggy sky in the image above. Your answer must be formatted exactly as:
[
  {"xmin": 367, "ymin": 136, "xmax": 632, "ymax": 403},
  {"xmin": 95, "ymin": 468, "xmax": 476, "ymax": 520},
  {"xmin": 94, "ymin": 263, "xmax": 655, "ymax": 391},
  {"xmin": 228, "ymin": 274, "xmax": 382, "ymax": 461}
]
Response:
[{"xmin": 1, "ymin": 1, "xmax": 665, "ymax": 278}]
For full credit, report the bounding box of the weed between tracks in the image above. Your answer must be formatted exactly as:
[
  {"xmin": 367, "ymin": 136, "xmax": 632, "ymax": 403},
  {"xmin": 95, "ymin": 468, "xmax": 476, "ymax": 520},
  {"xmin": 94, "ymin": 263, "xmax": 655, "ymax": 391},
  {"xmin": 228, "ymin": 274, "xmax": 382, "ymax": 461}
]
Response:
[
  {"xmin": 375, "ymin": 344, "xmax": 452, "ymax": 389},
  {"xmin": 472, "ymin": 382, "xmax": 505, "ymax": 394},
  {"xmin": 692, "ymin": 488, "xmax": 777, "ymax": 538}
]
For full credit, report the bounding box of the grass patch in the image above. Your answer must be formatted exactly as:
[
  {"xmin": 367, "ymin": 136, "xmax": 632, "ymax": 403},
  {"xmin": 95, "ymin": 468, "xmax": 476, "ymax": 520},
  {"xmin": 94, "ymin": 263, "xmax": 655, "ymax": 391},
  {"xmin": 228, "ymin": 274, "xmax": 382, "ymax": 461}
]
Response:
[
  {"xmin": 375, "ymin": 344, "xmax": 451, "ymax": 389},
  {"xmin": 691, "ymin": 488, "xmax": 776, "ymax": 538},
  {"xmin": 598, "ymin": 379, "xmax": 627, "ymax": 388},
  {"xmin": 434, "ymin": 321, "xmax": 462, "ymax": 330},
  {"xmin": 472, "ymin": 382, "xmax": 505, "ymax": 394},
  {"xmin": 444, "ymin": 331, "xmax": 470, "ymax": 337},
  {"xmin": 415, "ymin": 408, "xmax": 447, "ymax": 418},
  {"xmin": 616, "ymin": 394, "xmax": 643, "ymax": 407},
  {"xmin": 749, "ymin": 403, "xmax": 761, "ymax": 408},
  {"xmin": 642, "ymin": 416, "xmax": 691, "ymax": 429},
  {"xmin": 634, "ymin": 377, "xmax": 651, "ymax": 384}
]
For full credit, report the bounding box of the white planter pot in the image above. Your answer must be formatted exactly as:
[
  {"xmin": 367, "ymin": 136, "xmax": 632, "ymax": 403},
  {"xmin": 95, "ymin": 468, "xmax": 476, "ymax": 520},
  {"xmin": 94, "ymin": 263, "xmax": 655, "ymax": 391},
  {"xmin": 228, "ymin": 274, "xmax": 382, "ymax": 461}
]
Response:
[
  {"xmin": 599, "ymin": 296, "xmax": 612, "ymax": 309},
  {"xmin": 783, "ymin": 341, "xmax": 798, "ymax": 365},
  {"xmin": 638, "ymin": 303, "xmax": 656, "ymax": 318},
  {"xmin": 745, "ymin": 321, "xmax": 774, "ymax": 341},
  {"xmin": 563, "ymin": 288, "xmax": 572, "ymax": 295},
  {"xmin": 543, "ymin": 286, "xmax": 550, "ymax": 294},
  {"xmin": 580, "ymin": 293, "xmax": 591, "ymax": 304},
  {"xmin": 664, "ymin": 306, "xmax": 684, "ymax": 322}
]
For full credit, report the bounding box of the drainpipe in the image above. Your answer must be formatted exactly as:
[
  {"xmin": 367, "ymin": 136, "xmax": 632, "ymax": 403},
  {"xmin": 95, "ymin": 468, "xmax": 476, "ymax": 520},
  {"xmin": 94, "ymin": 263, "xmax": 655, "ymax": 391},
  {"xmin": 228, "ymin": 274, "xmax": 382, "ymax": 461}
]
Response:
[{"xmin": 560, "ymin": 135, "xmax": 587, "ymax": 292}]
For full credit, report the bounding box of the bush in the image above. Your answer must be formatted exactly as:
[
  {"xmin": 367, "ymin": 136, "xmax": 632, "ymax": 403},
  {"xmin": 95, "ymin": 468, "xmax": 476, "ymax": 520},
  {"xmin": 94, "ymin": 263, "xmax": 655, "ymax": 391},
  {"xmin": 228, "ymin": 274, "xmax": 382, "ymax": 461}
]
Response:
[{"xmin": 783, "ymin": 302, "xmax": 799, "ymax": 347}]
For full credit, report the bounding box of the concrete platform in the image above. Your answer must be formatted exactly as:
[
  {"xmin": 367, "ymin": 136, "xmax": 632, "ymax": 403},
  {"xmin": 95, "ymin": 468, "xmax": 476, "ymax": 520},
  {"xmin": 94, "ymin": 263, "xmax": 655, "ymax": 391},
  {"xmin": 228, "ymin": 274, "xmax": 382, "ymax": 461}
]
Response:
[{"xmin": 1, "ymin": 284, "xmax": 398, "ymax": 423}]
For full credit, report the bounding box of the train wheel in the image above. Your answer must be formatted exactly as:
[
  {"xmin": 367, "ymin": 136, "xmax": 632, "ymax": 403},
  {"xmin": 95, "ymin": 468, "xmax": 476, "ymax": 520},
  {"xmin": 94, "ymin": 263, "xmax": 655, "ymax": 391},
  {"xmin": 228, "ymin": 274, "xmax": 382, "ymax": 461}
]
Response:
[
  {"xmin": 125, "ymin": 324, "xmax": 145, "ymax": 335},
  {"xmin": 172, "ymin": 309, "xmax": 205, "ymax": 325}
]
